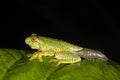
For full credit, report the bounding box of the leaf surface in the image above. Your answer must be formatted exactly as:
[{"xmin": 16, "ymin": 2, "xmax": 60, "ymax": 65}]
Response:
[{"xmin": 0, "ymin": 48, "xmax": 120, "ymax": 80}]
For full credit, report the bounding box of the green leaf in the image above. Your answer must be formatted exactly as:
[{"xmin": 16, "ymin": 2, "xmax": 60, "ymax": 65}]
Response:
[{"xmin": 0, "ymin": 48, "xmax": 120, "ymax": 80}]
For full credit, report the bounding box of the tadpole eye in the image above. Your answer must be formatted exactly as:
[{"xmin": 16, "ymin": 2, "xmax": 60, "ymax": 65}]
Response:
[{"xmin": 31, "ymin": 38, "xmax": 36, "ymax": 42}]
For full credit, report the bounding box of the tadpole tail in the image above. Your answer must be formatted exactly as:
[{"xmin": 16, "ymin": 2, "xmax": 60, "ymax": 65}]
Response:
[{"xmin": 74, "ymin": 48, "xmax": 108, "ymax": 61}]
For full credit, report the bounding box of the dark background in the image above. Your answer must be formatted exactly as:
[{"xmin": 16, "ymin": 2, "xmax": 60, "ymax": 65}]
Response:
[{"xmin": 1, "ymin": 0, "xmax": 120, "ymax": 63}]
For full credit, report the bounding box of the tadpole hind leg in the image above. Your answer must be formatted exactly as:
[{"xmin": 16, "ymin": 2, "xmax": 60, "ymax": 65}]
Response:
[{"xmin": 49, "ymin": 59, "xmax": 59, "ymax": 63}]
